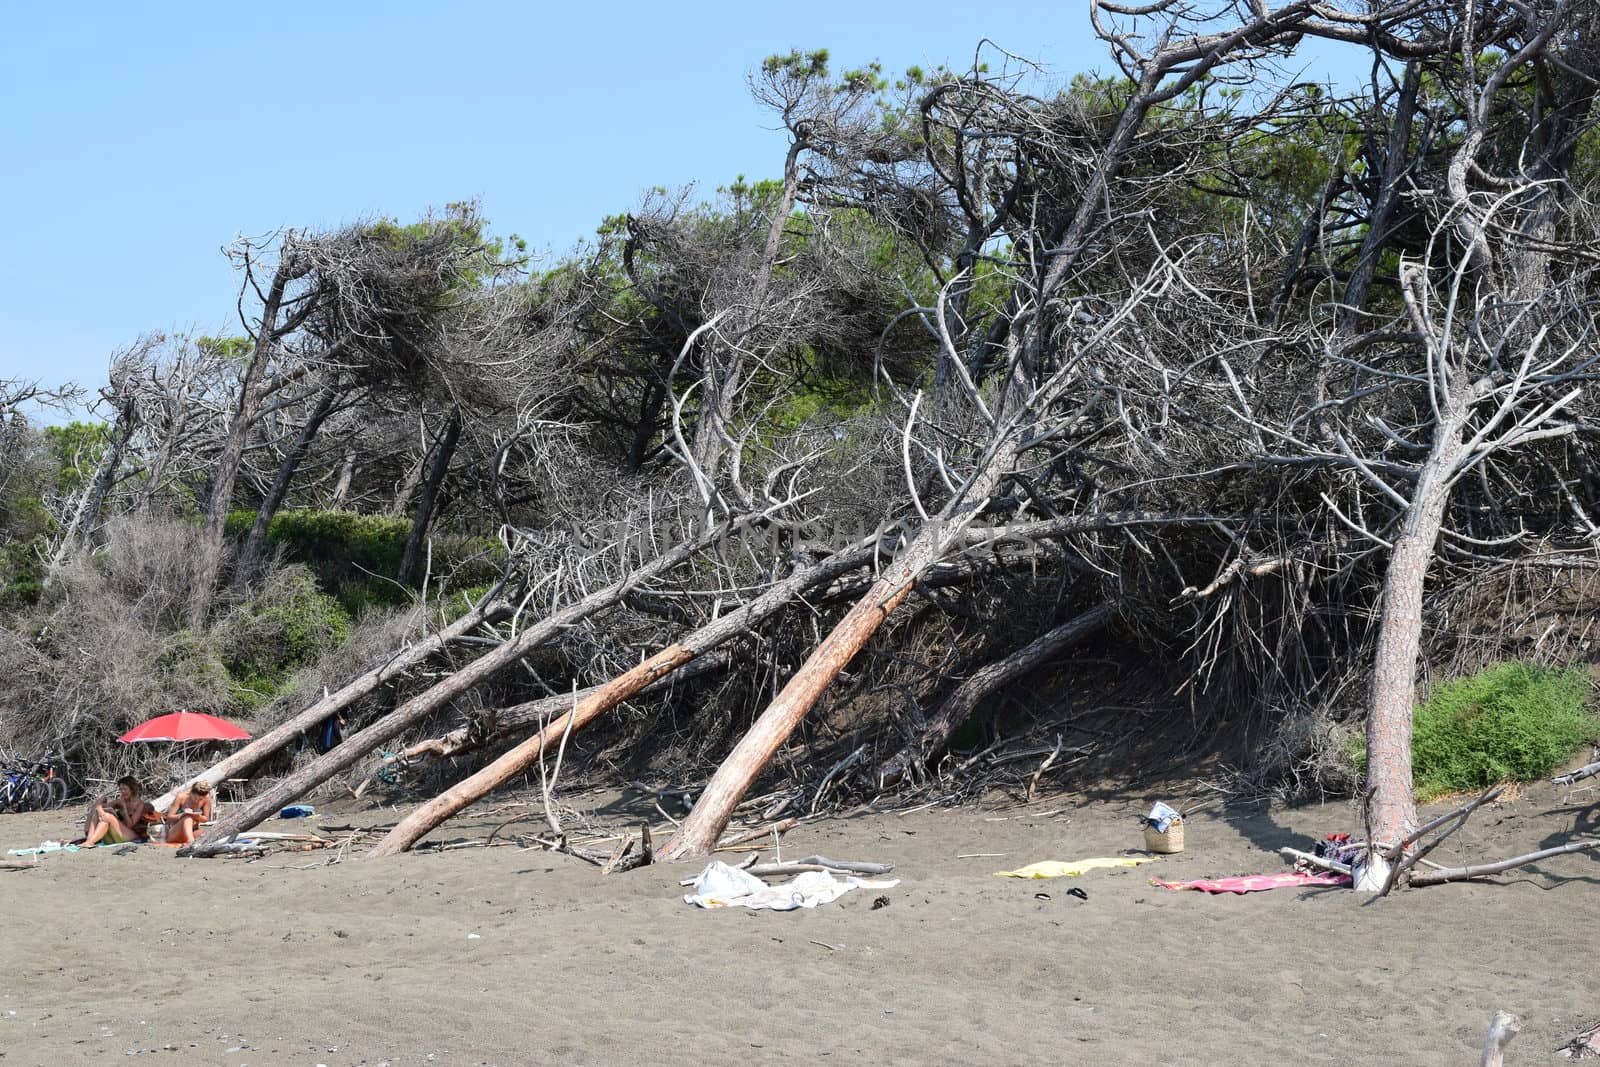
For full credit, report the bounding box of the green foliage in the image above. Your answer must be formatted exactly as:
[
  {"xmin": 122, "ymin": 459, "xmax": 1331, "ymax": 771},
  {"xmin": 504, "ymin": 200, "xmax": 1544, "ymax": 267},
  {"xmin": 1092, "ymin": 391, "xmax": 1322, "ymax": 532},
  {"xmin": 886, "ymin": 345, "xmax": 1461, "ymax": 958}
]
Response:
[
  {"xmin": 155, "ymin": 628, "xmax": 235, "ymax": 698},
  {"xmin": 228, "ymin": 508, "xmax": 409, "ymax": 575},
  {"xmin": 0, "ymin": 536, "xmax": 46, "ymax": 609},
  {"xmin": 43, "ymin": 421, "xmax": 110, "ymax": 494},
  {"xmin": 763, "ymin": 48, "xmax": 830, "ymax": 78},
  {"xmin": 217, "ymin": 568, "xmax": 353, "ymax": 709},
  {"xmin": 1350, "ymin": 663, "xmax": 1600, "ymax": 799},
  {"xmin": 224, "ymin": 508, "xmax": 503, "ymax": 613}
]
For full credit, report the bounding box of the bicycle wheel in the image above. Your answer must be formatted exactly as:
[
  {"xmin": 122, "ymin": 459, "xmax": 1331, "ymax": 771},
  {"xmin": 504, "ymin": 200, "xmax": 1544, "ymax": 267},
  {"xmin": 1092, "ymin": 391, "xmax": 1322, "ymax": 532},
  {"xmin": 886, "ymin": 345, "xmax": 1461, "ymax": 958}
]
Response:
[
  {"xmin": 24, "ymin": 778, "xmax": 50, "ymax": 813},
  {"xmin": 48, "ymin": 777, "xmax": 68, "ymax": 809}
]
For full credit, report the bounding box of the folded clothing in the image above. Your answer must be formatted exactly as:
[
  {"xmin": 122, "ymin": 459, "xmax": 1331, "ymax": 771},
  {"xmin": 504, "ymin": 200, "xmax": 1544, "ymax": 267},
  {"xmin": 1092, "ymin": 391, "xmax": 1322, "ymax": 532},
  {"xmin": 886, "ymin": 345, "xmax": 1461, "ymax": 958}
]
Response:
[{"xmin": 1151, "ymin": 871, "xmax": 1351, "ymax": 894}]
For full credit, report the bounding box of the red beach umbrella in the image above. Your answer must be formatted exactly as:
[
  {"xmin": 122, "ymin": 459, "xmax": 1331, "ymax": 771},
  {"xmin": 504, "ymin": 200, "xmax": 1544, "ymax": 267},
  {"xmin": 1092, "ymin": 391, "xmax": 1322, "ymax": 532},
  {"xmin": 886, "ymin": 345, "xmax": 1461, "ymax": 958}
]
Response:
[{"xmin": 118, "ymin": 711, "xmax": 252, "ymax": 744}]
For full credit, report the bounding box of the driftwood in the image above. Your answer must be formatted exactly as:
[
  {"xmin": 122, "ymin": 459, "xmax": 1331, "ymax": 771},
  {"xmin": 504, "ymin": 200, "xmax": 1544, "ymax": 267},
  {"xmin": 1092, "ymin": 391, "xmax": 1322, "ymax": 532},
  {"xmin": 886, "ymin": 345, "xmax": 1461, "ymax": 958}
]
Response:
[
  {"xmin": 1408, "ymin": 838, "xmax": 1600, "ymax": 886},
  {"xmin": 1278, "ymin": 846, "xmax": 1352, "ymax": 876},
  {"xmin": 746, "ymin": 855, "xmax": 894, "ymax": 877},
  {"xmin": 1553, "ymin": 760, "xmax": 1600, "ymax": 786},
  {"xmin": 187, "ymin": 524, "xmax": 738, "ymax": 856},
  {"xmin": 1480, "ymin": 1010, "xmax": 1522, "ymax": 1067},
  {"xmin": 153, "ymin": 596, "xmax": 511, "ymax": 811},
  {"xmin": 716, "ymin": 817, "xmax": 799, "ymax": 850},
  {"xmin": 1377, "ymin": 785, "xmax": 1504, "ymax": 896},
  {"xmin": 1558, "ymin": 1019, "xmax": 1600, "ymax": 1059},
  {"xmin": 366, "ymin": 544, "xmax": 880, "ymax": 856}
]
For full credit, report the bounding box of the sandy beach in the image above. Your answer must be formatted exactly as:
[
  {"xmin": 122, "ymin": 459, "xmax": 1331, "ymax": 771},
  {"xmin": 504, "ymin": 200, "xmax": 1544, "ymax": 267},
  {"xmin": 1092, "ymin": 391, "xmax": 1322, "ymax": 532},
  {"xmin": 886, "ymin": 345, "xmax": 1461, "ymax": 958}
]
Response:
[{"xmin": 2, "ymin": 781, "xmax": 1596, "ymax": 1066}]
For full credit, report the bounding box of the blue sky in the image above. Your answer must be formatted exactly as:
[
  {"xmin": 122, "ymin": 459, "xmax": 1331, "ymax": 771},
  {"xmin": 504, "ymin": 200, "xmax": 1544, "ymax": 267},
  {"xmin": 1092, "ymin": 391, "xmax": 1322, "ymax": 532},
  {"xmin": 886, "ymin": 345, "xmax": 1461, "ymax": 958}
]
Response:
[{"xmin": 1, "ymin": 3, "xmax": 1367, "ymax": 417}]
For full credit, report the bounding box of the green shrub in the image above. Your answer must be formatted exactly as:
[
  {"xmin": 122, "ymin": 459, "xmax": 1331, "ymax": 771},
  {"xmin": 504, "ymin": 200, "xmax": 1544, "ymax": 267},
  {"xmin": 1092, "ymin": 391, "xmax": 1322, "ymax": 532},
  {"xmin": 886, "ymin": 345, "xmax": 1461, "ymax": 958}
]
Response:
[
  {"xmin": 224, "ymin": 509, "xmax": 503, "ymax": 599},
  {"xmin": 1351, "ymin": 663, "xmax": 1600, "ymax": 799},
  {"xmin": 218, "ymin": 568, "xmax": 353, "ymax": 701},
  {"xmin": 225, "ymin": 509, "xmax": 411, "ymax": 578}
]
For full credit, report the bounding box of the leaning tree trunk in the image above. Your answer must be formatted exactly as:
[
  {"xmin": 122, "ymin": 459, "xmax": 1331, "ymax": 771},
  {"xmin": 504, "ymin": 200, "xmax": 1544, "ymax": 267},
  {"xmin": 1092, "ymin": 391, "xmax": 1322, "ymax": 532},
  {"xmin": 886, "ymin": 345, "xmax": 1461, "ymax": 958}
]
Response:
[
  {"xmin": 152, "ymin": 596, "xmax": 510, "ymax": 811},
  {"xmin": 1365, "ymin": 402, "xmax": 1468, "ymax": 853},
  {"xmin": 396, "ymin": 651, "xmax": 735, "ymax": 765},
  {"xmin": 235, "ymin": 384, "xmax": 340, "ymax": 582},
  {"xmin": 185, "ymin": 521, "xmax": 741, "ymax": 855},
  {"xmin": 50, "ymin": 398, "xmax": 136, "ymax": 569},
  {"xmin": 657, "ymin": 534, "xmax": 948, "ymax": 861},
  {"xmin": 190, "ymin": 276, "xmax": 288, "ymax": 626},
  {"xmin": 398, "ymin": 409, "xmax": 462, "ymax": 585},
  {"xmin": 367, "ymin": 544, "xmax": 880, "ymax": 855},
  {"xmin": 878, "ymin": 604, "xmax": 1116, "ymax": 785}
]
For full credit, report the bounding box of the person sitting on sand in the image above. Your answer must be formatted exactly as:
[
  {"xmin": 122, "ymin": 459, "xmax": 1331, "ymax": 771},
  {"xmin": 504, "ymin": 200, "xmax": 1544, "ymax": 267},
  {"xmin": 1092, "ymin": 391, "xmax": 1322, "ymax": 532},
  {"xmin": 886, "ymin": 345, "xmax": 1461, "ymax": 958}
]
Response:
[
  {"xmin": 162, "ymin": 779, "xmax": 214, "ymax": 846},
  {"xmin": 77, "ymin": 776, "xmax": 157, "ymax": 847}
]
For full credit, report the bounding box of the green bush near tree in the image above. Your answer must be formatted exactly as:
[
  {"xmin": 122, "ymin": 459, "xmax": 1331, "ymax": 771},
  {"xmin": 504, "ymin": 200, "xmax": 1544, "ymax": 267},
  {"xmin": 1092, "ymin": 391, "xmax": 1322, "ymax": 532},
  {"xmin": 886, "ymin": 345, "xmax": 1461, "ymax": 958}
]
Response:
[
  {"xmin": 1350, "ymin": 662, "xmax": 1600, "ymax": 799},
  {"xmin": 216, "ymin": 568, "xmax": 353, "ymax": 709}
]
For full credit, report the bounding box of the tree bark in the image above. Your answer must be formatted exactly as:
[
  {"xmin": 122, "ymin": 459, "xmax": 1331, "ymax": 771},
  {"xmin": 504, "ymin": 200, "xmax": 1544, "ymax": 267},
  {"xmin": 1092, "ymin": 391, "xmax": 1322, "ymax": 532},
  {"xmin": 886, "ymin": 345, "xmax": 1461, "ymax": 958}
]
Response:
[
  {"xmin": 1408, "ymin": 839, "xmax": 1600, "ymax": 887},
  {"xmin": 398, "ymin": 409, "xmax": 462, "ymax": 585},
  {"xmin": 657, "ymin": 539, "xmax": 945, "ymax": 861},
  {"xmin": 878, "ymin": 604, "xmax": 1115, "ymax": 784},
  {"xmin": 1365, "ymin": 404, "xmax": 1467, "ymax": 848},
  {"xmin": 396, "ymin": 650, "xmax": 735, "ymax": 764},
  {"xmin": 367, "ymin": 544, "xmax": 880, "ymax": 856},
  {"xmin": 50, "ymin": 397, "xmax": 135, "ymax": 569},
  {"xmin": 190, "ymin": 276, "xmax": 289, "ymax": 626},
  {"xmin": 152, "ymin": 596, "xmax": 510, "ymax": 812},
  {"xmin": 235, "ymin": 384, "xmax": 340, "ymax": 582},
  {"xmin": 330, "ymin": 447, "xmax": 357, "ymax": 509},
  {"xmin": 186, "ymin": 523, "xmax": 738, "ymax": 855},
  {"xmin": 1336, "ymin": 62, "xmax": 1419, "ymax": 335}
]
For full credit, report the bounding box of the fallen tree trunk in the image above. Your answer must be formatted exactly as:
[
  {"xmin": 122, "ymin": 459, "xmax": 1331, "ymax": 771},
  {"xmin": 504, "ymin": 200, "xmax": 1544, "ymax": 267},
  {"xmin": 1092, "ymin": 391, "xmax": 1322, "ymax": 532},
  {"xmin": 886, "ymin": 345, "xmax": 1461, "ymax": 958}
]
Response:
[
  {"xmin": 1481, "ymin": 1011, "xmax": 1522, "ymax": 1067},
  {"xmin": 1408, "ymin": 838, "xmax": 1600, "ymax": 886},
  {"xmin": 877, "ymin": 603, "xmax": 1116, "ymax": 785},
  {"xmin": 185, "ymin": 522, "xmax": 739, "ymax": 855},
  {"xmin": 392, "ymin": 650, "xmax": 736, "ymax": 764},
  {"xmin": 153, "ymin": 595, "xmax": 512, "ymax": 811},
  {"xmin": 656, "ymin": 511, "xmax": 1195, "ymax": 860},
  {"xmin": 366, "ymin": 544, "xmax": 881, "ymax": 856},
  {"xmin": 657, "ymin": 546, "xmax": 931, "ymax": 860},
  {"xmin": 395, "ymin": 552, "xmax": 1024, "ymax": 764},
  {"xmin": 1553, "ymin": 759, "xmax": 1600, "ymax": 786}
]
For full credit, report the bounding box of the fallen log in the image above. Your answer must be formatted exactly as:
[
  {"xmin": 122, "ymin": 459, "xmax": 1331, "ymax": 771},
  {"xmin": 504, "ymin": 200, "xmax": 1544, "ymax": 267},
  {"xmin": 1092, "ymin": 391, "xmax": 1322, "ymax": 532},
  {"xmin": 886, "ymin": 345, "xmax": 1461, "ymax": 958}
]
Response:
[
  {"xmin": 1408, "ymin": 838, "xmax": 1600, "ymax": 886},
  {"xmin": 153, "ymin": 595, "xmax": 512, "ymax": 811},
  {"xmin": 378, "ymin": 545, "xmax": 1015, "ymax": 768},
  {"xmin": 1481, "ymin": 1011, "xmax": 1521, "ymax": 1067},
  {"xmin": 877, "ymin": 604, "xmax": 1116, "ymax": 785},
  {"xmin": 1553, "ymin": 759, "xmax": 1600, "ymax": 786},
  {"xmin": 716, "ymin": 817, "xmax": 799, "ymax": 850},
  {"xmin": 657, "ymin": 511, "xmax": 1211, "ymax": 861},
  {"xmin": 185, "ymin": 521, "xmax": 742, "ymax": 857},
  {"xmin": 395, "ymin": 650, "xmax": 735, "ymax": 764},
  {"xmin": 366, "ymin": 544, "xmax": 881, "ymax": 856},
  {"xmin": 746, "ymin": 855, "xmax": 894, "ymax": 877}
]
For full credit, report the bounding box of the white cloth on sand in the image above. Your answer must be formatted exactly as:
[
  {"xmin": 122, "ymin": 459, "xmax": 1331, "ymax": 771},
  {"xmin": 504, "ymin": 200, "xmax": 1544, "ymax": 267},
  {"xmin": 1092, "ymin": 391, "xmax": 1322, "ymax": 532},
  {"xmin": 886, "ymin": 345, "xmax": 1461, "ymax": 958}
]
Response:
[{"xmin": 685, "ymin": 860, "xmax": 899, "ymax": 911}]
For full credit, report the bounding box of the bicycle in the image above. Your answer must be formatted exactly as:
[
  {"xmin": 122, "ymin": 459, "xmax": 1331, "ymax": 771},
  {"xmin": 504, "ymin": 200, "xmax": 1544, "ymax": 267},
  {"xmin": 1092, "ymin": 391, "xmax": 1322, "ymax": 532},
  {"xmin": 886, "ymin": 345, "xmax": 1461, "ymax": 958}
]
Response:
[{"xmin": 0, "ymin": 753, "xmax": 68, "ymax": 813}]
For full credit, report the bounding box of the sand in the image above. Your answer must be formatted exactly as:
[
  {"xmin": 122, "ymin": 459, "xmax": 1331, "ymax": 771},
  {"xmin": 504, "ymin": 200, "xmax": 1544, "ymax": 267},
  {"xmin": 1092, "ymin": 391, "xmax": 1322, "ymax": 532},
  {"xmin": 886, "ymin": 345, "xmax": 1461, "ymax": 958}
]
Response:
[{"xmin": 2, "ymin": 781, "xmax": 1596, "ymax": 1066}]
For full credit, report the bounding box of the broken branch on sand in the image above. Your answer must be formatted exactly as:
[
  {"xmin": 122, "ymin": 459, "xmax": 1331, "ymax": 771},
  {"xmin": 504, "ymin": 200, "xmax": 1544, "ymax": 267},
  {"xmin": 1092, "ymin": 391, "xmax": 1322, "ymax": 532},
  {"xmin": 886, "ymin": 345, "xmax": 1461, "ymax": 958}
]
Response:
[{"xmin": 1408, "ymin": 839, "xmax": 1600, "ymax": 887}]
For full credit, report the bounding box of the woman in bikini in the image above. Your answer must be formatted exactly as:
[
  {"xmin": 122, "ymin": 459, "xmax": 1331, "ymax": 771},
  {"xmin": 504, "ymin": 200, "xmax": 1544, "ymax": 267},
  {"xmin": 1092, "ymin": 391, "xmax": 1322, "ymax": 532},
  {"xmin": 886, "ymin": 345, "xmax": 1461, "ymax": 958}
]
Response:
[
  {"xmin": 162, "ymin": 778, "xmax": 214, "ymax": 845},
  {"xmin": 78, "ymin": 776, "xmax": 157, "ymax": 847}
]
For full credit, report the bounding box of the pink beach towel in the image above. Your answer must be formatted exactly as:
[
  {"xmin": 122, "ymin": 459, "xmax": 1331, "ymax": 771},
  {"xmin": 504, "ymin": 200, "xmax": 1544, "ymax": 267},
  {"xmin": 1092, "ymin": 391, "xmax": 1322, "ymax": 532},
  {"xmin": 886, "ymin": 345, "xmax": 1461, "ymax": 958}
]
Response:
[{"xmin": 1151, "ymin": 871, "xmax": 1351, "ymax": 894}]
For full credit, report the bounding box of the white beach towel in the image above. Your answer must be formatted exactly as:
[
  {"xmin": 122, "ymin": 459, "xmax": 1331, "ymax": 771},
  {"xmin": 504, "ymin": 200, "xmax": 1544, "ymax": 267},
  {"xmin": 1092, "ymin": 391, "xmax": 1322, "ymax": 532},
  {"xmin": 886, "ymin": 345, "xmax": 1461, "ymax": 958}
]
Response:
[{"xmin": 684, "ymin": 860, "xmax": 899, "ymax": 911}]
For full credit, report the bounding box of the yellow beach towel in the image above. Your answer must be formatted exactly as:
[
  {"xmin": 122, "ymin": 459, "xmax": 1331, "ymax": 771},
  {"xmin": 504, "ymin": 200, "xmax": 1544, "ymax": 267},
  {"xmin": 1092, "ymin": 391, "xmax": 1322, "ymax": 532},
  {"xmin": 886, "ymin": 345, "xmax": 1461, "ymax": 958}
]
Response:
[{"xmin": 993, "ymin": 857, "xmax": 1152, "ymax": 878}]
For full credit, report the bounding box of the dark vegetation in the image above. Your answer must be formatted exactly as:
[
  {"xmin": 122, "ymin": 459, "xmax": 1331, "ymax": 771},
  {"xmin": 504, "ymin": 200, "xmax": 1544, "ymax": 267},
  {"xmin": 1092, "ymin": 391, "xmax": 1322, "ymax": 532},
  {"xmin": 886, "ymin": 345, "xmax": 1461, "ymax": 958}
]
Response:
[{"xmin": 3, "ymin": 3, "xmax": 1599, "ymax": 857}]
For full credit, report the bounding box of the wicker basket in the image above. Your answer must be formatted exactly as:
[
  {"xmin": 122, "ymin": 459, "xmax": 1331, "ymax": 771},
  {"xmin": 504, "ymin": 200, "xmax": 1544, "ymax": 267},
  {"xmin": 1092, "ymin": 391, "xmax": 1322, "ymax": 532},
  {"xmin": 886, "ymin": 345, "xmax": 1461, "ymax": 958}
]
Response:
[{"xmin": 1143, "ymin": 818, "xmax": 1185, "ymax": 854}]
